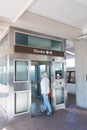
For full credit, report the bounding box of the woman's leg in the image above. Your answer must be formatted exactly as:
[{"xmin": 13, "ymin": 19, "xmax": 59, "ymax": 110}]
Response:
[{"xmin": 43, "ymin": 95, "xmax": 52, "ymax": 113}]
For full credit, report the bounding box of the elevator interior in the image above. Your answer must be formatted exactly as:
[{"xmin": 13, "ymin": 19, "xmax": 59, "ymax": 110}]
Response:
[{"xmin": 31, "ymin": 61, "xmax": 51, "ymax": 116}]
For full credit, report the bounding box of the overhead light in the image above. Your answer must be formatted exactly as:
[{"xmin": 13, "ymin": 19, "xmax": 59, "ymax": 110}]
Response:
[
  {"xmin": 66, "ymin": 51, "xmax": 75, "ymax": 55},
  {"xmin": 78, "ymin": 34, "xmax": 87, "ymax": 39}
]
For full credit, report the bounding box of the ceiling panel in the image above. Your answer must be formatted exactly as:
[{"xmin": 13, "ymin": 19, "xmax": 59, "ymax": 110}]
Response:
[
  {"xmin": 0, "ymin": 0, "xmax": 31, "ymax": 20},
  {"xmin": 0, "ymin": 0, "xmax": 35, "ymax": 37},
  {"xmin": 28, "ymin": 0, "xmax": 87, "ymax": 29},
  {"xmin": 76, "ymin": 0, "xmax": 87, "ymax": 6},
  {"xmin": 28, "ymin": 0, "xmax": 76, "ymax": 16},
  {"xmin": 55, "ymin": 2, "xmax": 87, "ymax": 28}
]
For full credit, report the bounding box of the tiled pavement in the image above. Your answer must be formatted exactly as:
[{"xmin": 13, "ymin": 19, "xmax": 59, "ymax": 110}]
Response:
[{"xmin": 1, "ymin": 106, "xmax": 87, "ymax": 130}]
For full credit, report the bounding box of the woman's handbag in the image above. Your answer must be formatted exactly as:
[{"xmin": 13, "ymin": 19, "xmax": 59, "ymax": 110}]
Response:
[{"xmin": 49, "ymin": 88, "xmax": 53, "ymax": 96}]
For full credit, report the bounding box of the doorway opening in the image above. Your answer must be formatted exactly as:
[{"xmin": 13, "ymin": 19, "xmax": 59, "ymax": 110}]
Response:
[{"xmin": 30, "ymin": 61, "xmax": 51, "ymax": 116}]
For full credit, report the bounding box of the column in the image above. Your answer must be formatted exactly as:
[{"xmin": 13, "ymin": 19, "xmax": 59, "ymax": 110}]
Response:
[{"xmin": 75, "ymin": 39, "xmax": 87, "ymax": 108}]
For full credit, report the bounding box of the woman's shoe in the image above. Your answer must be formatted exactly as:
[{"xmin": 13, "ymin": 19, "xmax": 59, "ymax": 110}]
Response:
[
  {"xmin": 41, "ymin": 109, "xmax": 46, "ymax": 114},
  {"xmin": 46, "ymin": 112, "xmax": 52, "ymax": 116}
]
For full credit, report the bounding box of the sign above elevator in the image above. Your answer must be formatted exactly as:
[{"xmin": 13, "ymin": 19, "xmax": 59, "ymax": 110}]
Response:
[
  {"xmin": 33, "ymin": 48, "xmax": 52, "ymax": 55},
  {"xmin": 14, "ymin": 45, "xmax": 64, "ymax": 57}
]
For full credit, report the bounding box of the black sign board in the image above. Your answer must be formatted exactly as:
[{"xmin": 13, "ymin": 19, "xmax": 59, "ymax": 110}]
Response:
[{"xmin": 14, "ymin": 45, "xmax": 64, "ymax": 57}]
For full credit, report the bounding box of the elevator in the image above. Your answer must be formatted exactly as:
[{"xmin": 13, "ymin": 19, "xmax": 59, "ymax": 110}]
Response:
[{"xmin": 0, "ymin": 27, "xmax": 66, "ymax": 120}]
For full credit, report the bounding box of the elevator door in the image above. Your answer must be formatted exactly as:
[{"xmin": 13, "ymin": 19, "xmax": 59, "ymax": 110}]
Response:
[{"xmin": 31, "ymin": 61, "xmax": 51, "ymax": 116}]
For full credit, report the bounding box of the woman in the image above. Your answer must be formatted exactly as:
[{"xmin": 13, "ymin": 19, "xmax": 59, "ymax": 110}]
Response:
[{"xmin": 40, "ymin": 71, "xmax": 52, "ymax": 116}]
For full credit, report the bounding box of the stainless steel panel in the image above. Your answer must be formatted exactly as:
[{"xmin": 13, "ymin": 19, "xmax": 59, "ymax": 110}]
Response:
[
  {"xmin": 14, "ymin": 82, "xmax": 30, "ymax": 91},
  {"xmin": 2, "ymin": 27, "xmax": 66, "ymax": 120},
  {"xmin": 7, "ymin": 54, "xmax": 31, "ymax": 120}
]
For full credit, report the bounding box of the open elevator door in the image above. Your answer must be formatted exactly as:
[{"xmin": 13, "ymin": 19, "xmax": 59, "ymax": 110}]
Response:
[{"xmin": 30, "ymin": 61, "xmax": 51, "ymax": 116}]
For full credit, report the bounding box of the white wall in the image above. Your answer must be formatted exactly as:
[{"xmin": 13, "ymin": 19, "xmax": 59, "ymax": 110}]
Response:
[
  {"xmin": 66, "ymin": 84, "xmax": 76, "ymax": 94},
  {"xmin": 75, "ymin": 39, "xmax": 87, "ymax": 108}
]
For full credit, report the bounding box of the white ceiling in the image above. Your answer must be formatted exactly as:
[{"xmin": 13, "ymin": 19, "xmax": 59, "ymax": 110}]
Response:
[
  {"xmin": 28, "ymin": 0, "xmax": 87, "ymax": 29},
  {"xmin": 0, "ymin": 0, "xmax": 34, "ymax": 38},
  {"xmin": 0, "ymin": 0, "xmax": 34, "ymax": 22},
  {"xmin": 0, "ymin": 0, "xmax": 87, "ymax": 36},
  {"xmin": 0, "ymin": 0, "xmax": 87, "ymax": 44}
]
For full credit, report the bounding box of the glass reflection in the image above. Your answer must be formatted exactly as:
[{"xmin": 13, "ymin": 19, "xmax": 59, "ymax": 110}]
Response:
[
  {"xmin": 15, "ymin": 60, "xmax": 28, "ymax": 81},
  {"xmin": 55, "ymin": 62, "xmax": 64, "ymax": 79},
  {"xmin": 15, "ymin": 91, "xmax": 28, "ymax": 114},
  {"xmin": 55, "ymin": 87, "xmax": 64, "ymax": 105}
]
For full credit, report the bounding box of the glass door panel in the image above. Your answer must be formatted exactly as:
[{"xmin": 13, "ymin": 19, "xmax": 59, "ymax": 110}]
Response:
[
  {"xmin": 55, "ymin": 87, "xmax": 64, "ymax": 105},
  {"xmin": 15, "ymin": 91, "xmax": 29, "ymax": 114},
  {"xmin": 55, "ymin": 62, "xmax": 64, "ymax": 79}
]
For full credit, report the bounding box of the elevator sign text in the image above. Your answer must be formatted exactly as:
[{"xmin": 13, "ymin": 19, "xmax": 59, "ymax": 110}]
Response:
[{"xmin": 33, "ymin": 49, "xmax": 53, "ymax": 55}]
